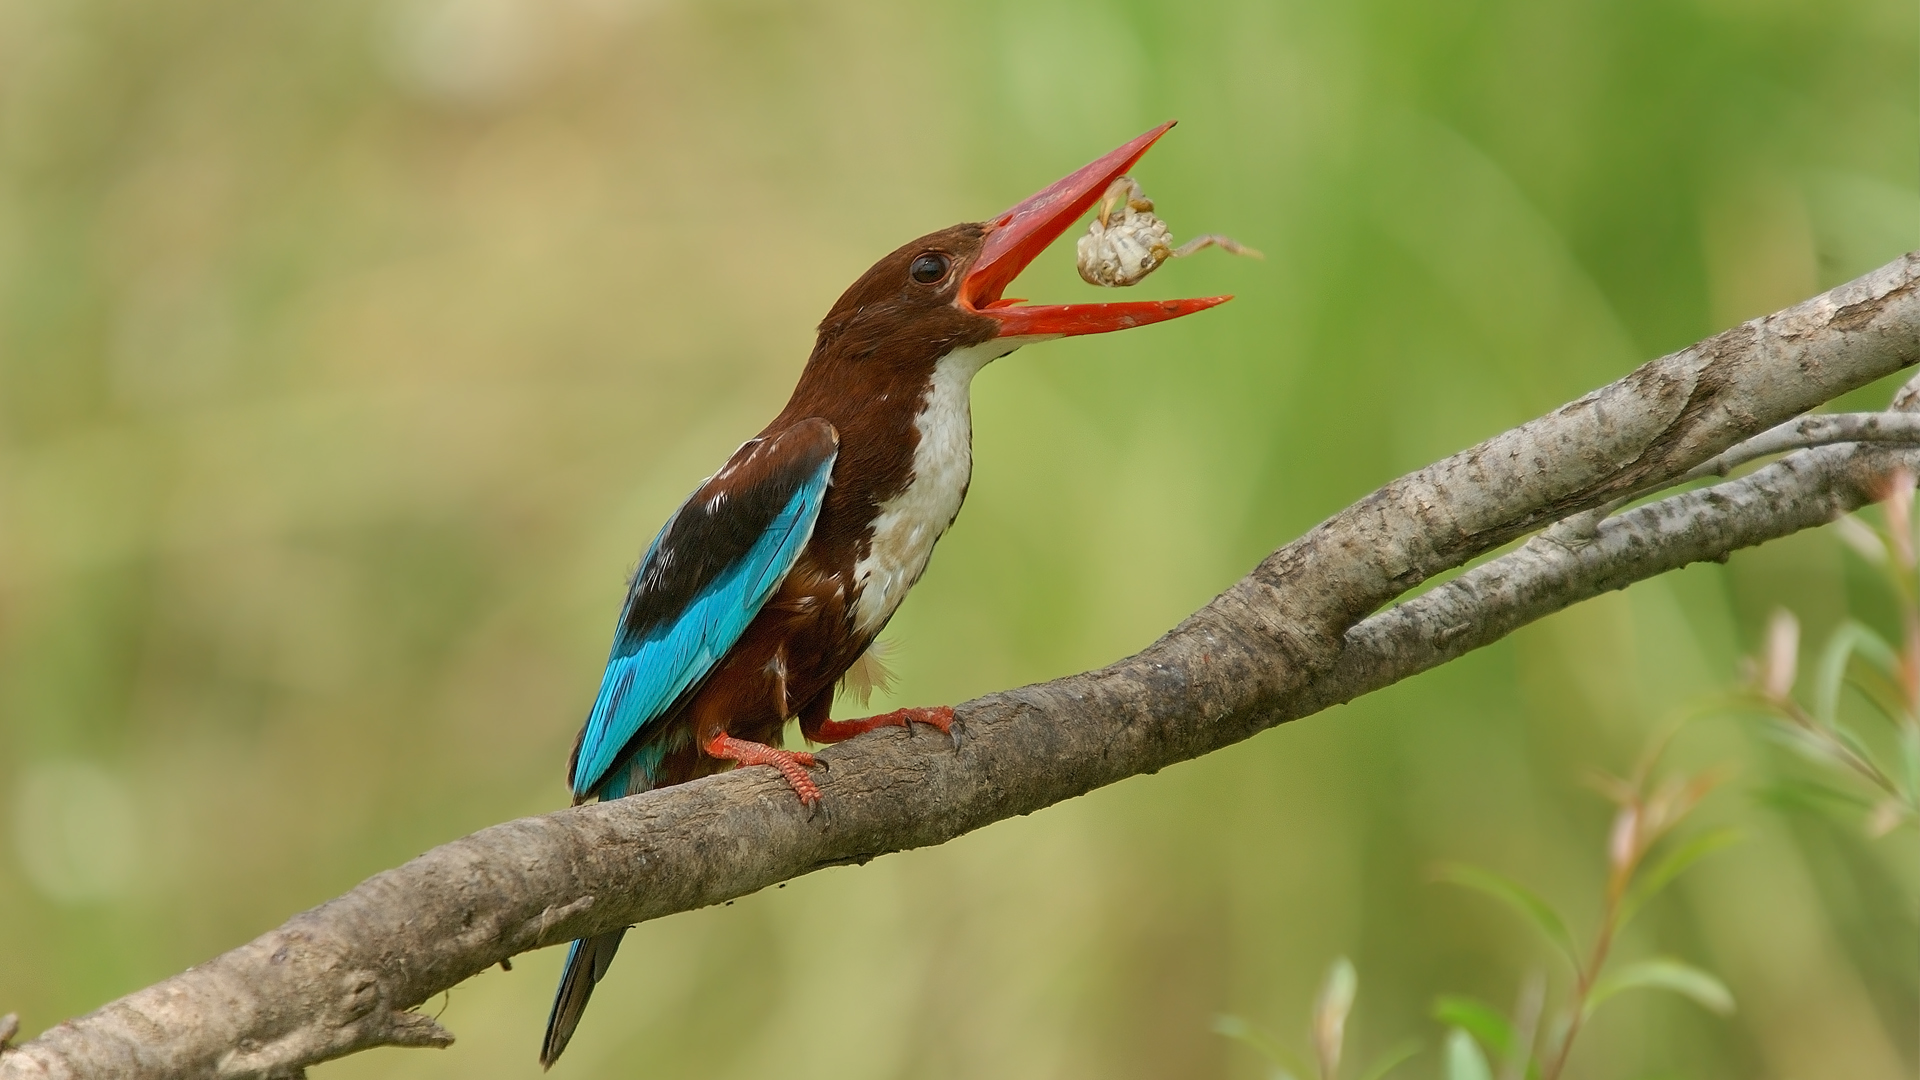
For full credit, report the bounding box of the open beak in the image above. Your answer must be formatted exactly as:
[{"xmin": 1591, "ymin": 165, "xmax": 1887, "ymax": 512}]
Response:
[{"xmin": 960, "ymin": 121, "xmax": 1231, "ymax": 338}]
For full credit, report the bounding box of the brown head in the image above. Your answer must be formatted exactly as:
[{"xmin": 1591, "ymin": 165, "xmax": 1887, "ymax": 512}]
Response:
[{"xmin": 788, "ymin": 121, "xmax": 1230, "ymax": 413}]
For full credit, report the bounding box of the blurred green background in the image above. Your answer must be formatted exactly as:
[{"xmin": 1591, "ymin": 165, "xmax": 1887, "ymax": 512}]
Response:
[{"xmin": 2, "ymin": 0, "xmax": 1917, "ymax": 1076}]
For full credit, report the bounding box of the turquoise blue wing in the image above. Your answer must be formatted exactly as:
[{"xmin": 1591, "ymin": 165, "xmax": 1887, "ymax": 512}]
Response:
[{"xmin": 569, "ymin": 419, "xmax": 838, "ymax": 799}]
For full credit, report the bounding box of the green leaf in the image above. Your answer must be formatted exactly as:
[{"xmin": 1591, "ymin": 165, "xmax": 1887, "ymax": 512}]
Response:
[
  {"xmin": 1848, "ymin": 622, "xmax": 1902, "ymax": 673},
  {"xmin": 1431, "ymin": 996, "xmax": 1514, "ymax": 1059},
  {"xmin": 1617, "ymin": 828, "xmax": 1741, "ymax": 929},
  {"xmin": 1826, "ymin": 718, "xmax": 1883, "ymax": 773},
  {"xmin": 1352, "ymin": 1040, "xmax": 1421, "ymax": 1080},
  {"xmin": 1213, "ymin": 1015, "xmax": 1313, "ymax": 1077},
  {"xmin": 1584, "ymin": 959, "xmax": 1735, "ymax": 1019},
  {"xmin": 1436, "ymin": 864, "xmax": 1582, "ymax": 972},
  {"xmin": 1812, "ymin": 626, "xmax": 1856, "ymax": 723},
  {"xmin": 1443, "ymin": 1028, "xmax": 1494, "ymax": 1080},
  {"xmin": 1762, "ymin": 721, "xmax": 1854, "ymax": 771},
  {"xmin": 1753, "ymin": 778, "xmax": 1877, "ymax": 817},
  {"xmin": 1814, "ymin": 622, "xmax": 1898, "ymax": 723},
  {"xmin": 1844, "ymin": 664, "xmax": 1910, "ymax": 729},
  {"xmin": 1901, "ymin": 722, "xmax": 1920, "ymax": 804}
]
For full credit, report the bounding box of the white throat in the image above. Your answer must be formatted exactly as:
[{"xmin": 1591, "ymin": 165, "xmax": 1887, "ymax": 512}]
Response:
[{"xmin": 848, "ymin": 337, "xmax": 1035, "ymax": 637}]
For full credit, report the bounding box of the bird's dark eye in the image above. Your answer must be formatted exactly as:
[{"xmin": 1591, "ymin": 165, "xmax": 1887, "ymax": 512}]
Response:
[{"xmin": 909, "ymin": 252, "xmax": 951, "ymax": 285}]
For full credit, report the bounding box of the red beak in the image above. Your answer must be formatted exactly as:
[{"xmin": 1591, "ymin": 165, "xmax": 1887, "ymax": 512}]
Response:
[{"xmin": 960, "ymin": 121, "xmax": 1231, "ymax": 338}]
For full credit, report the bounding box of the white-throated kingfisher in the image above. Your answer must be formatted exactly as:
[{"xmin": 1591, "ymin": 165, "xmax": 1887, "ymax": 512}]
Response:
[{"xmin": 541, "ymin": 122, "xmax": 1230, "ymax": 1066}]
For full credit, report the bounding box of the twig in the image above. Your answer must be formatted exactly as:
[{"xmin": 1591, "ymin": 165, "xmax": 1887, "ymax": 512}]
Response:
[
  {"xmin": 1548, "ymin": 411, "xmax": 1920, "ymax": 542},
  {"xmin": 1686, "ymin": 412, "xmax": 1920, "ymax": 480}
]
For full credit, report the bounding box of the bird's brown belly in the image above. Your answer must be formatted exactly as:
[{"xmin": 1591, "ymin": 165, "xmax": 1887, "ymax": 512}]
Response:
[{"xmin": 677, "ymin": 567, "xmax": 859, "ymax": 750}]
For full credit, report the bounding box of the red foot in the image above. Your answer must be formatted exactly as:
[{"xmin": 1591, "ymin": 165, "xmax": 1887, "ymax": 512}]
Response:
[
  {"xmin": 808, "ymin": 706, "xmax": 957, "ymax": 745},
  {"xmin": 704, "ymin": 732, "xmax": 823, "ymax": 805}
]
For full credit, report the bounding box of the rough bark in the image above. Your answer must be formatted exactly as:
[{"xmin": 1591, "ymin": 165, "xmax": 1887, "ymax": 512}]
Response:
[{"xmin": 6, "ymin": 254, "xmax": 1920, "ymax": 1080}]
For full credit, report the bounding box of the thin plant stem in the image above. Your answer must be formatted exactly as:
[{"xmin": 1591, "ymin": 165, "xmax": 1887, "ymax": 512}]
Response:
[
  {"xmin": 1776, "ymin": 698, "xmax": 1904, "ymax": 799},
  {"xmin": 1540, "ymin": 830, "xmax": 1630, "ymax": 1079}
]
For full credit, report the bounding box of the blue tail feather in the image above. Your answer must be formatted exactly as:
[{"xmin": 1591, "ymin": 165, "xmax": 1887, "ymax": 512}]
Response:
[{"xmin": 540, "ymin": 929, "xmax": 628, "ymax": 1068}]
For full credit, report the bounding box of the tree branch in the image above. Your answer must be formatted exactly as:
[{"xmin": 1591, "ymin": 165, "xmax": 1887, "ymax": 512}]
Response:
[
  {"xmin": 1547, "ymin": 409, "xmax": 1920, "ymax": 537},
  {"xmin": 1681, "ymin": 410, "xmax": 1920, "ymax": 479},
  {"xmin": 1291, "ymin": 425, "xmax": 1920, "ymax": 719},
  {"xmin": 6, "ymin": 255, "xmax": 1920, "ymax": 1080}
]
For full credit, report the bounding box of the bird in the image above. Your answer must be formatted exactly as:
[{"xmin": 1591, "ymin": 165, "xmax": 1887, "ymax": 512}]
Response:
[{"xmin": 540, "ymin": 121, "xmax": 1230, "ymax": 1067}]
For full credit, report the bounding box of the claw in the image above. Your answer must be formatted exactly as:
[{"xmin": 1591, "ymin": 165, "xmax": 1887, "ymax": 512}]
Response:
[
  {"xmin": 805, "ymin": 705, "xmax": 954, "ymax": 745},
  {"xmin": 705, "ymin": 732, "xmax": 823, "ymax": 805},
  {"xmin": 902, "ymin": 705, "xmax": 957, "ymax": 741}
]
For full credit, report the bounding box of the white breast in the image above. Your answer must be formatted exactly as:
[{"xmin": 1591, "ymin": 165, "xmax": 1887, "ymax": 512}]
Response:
[{"xmin": 848, "ymin": 337, "xmax": 1031, "ymax": 637}]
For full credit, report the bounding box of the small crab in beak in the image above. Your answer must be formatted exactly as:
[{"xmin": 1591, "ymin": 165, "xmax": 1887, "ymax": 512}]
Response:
[
  {"xmin": 1077, "ymin": 177, "xmax": 1262, "ymax": 288},
  {"xmin": 958, "ymin": 122, "xmax": 1241, "ymax": 339}
]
